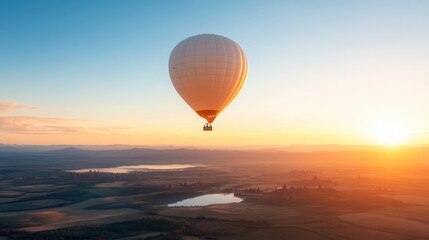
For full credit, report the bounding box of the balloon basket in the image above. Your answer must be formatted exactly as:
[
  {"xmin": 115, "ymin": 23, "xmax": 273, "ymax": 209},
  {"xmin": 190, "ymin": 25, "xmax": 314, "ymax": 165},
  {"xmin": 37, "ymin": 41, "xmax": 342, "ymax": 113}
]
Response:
[{"xmin": 203, "ymin": 123, "xmax": 213, "ymax": 131}]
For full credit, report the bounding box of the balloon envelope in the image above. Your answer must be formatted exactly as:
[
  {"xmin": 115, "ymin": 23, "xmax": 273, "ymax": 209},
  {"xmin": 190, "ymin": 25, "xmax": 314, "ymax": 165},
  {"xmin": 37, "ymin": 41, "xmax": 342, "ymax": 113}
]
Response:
[{"xmin": 169, "ymin": 34, "xmax": 248, "ymax": 124}]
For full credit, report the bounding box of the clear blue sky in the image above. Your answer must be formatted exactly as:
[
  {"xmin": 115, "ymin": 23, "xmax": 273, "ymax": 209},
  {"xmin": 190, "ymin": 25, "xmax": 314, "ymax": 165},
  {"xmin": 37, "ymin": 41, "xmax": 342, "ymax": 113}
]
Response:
[{"xmin": 1, "ymin": 0, "xmax": 428, "ymax": 145}]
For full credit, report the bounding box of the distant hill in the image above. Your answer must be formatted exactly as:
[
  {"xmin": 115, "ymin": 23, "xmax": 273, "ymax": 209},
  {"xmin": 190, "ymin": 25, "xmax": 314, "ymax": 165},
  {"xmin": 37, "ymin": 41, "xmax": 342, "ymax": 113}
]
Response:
[
  {"xmin": 1, "ymin": 143, "xmax": 429, "ymax": 153},
  {"xmin": 0, "ymin": 145, "xmax": 428, "ymax": 171},
  {"xmin": 0, "ymin": 145, "xmax": 23, "ymax": 152},
  {"xmin": 46, "ymin": 147, "xmax": 90, "ymax": 154},
  {"xmin": 0, "ymin": 144, "xmax": 180, "ymax": 152}
]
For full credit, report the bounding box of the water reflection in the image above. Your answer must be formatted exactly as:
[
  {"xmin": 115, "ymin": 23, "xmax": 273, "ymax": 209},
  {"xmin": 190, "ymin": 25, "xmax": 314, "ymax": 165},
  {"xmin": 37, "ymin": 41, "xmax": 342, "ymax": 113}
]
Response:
[
  {"xmin": 67, "ymin": 164, "xmax": 198, "ymax": 173},
  {"xmin": 168, "ymin": 193, "xmax": 243, "ymax": 207}
]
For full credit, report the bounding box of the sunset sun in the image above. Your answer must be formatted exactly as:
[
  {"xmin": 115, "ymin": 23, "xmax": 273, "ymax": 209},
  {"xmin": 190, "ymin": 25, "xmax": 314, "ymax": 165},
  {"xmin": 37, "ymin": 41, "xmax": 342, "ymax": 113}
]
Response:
[{"xmin": 371, "ymin": 118, "xmax": 410, "ymax": 146}]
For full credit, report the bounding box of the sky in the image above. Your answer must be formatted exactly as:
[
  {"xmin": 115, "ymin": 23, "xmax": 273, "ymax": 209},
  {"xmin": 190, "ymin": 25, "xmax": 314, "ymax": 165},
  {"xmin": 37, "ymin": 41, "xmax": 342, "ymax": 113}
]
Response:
[{"xmin": 0, "ymin": 0, "xmax": 428, "ymax": 146}]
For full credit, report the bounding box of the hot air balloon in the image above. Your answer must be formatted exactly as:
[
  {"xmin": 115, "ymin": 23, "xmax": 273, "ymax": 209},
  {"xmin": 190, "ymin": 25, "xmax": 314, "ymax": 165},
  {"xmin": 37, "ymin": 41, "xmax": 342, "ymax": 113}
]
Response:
[{"xmin": 169, "ymin": 34, "xmax": 248, "ymax": 131}]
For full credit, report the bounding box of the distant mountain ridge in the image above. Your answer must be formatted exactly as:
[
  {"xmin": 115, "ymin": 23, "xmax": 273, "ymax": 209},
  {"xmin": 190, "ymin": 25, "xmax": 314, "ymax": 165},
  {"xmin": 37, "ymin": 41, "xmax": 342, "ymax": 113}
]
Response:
[
  {"xmin": 0, "ymin": 144, "xmax": 176, "ymax": 152},
  {"xmin": 0, "ymin": 143, "xmax": 428, "ymax": 153},
  {"xmin": 0, "ymin": 144, "xmax": 428, "ymax": 171}
]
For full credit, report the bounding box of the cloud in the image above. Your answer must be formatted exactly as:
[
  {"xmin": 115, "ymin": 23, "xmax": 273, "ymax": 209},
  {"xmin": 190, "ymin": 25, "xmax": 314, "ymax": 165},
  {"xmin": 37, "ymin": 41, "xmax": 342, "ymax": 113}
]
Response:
[
  {"xmin": 0, "ymin": 101, "xmax": 128, "ymax": 135},
  {"xmin": 0, "ymin": 101, "xmax": 39, "ymax": 112},
  {"xmin": 0, "ymin": 116, "xmax": 125, "ymax": 135}
]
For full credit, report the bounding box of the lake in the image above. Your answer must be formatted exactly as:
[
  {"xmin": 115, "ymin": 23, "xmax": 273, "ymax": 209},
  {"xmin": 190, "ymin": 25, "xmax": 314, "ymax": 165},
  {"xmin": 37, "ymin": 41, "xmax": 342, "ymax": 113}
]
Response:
[
  {"xmin": 168, "ymin": 193, "xmax": 243, "ymax": 207},
  {"xmin": 67, "ymin": 164, "xmax": 199, "ymax": 173}
]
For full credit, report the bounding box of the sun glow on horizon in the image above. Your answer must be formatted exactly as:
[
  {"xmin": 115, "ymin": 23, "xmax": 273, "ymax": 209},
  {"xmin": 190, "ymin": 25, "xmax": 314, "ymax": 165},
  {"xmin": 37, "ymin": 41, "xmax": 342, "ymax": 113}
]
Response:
[{"xmin": 371, "ymin": 118, "xmax": 410, "ymax": 146}]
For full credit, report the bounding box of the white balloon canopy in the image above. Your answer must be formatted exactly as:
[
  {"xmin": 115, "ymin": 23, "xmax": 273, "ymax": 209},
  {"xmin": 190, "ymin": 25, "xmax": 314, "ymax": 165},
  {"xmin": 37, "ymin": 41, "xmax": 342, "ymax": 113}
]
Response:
[{"xmin": 169, "ymin": 34, "xmax": 248, "ymax": 131}]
